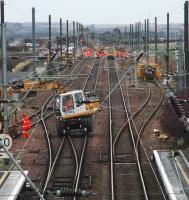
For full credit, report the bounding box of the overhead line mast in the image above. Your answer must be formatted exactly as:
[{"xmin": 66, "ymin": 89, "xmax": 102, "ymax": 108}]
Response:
[{"xmin": 1, "ymin": 0, "xmax": 8, "ymax": 132}]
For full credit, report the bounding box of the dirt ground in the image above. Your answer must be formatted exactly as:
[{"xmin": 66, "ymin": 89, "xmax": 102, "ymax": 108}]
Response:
[{"xmin": 5, "ymin": 57, "xmax": 189, "ymax": 200}]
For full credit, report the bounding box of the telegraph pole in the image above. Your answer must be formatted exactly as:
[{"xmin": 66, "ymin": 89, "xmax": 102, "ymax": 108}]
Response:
[
  {"xmin": 32, "ymin": 7, "xmax": 36, "ymax": 73},
  {"xmin": 129, "ymin": 24, "xmax": 131, "ymax": 50},
  {"xmin": 184, "ymin": 1, "xmax": 189, "ymax": 85},
  {"xmin": 76, "ymin": 21, "xmax": 79, "ymax": 51},
  {"xmin": 1, "ymin": 0, "xmax": 8, "ymax": 133},
  {"xmin": 138, "ymin": 22, "xmax": 142, "ymax": 52},
  {"xmin": 66, "ymin": 20, "xmax": 69, "ymax": 56},
  {"xmin": 60, "ymin": 18, "xmax": 63, "ymax": 58},
  {"xmin": 131, "ymin": 24, "xmax": 134, "ymax": 51},
  {"xmin": 167, "ymin": 13, "xmax": 170, "ymax": 74},
  {"xmin": 155, "ymin": 17, "xmax": 158, "ymax": 63},
  {"xmin": 48, "ymin": 15, "xmax": 51, "ymax": 57},
  {"xmin": 79, "ymin": 23, "xmax": 81, "ymax": 46},
  {"xmin": 137, "ymin": 22, "xmax": 140, "ymax": 52},
  {"xmin": 124, "ymin": 26, "xmax": 127, "ymax": 49},
  {"xmin": 147, "ymin": 19, "xmax": 149, "ymax": 61},
  {"xmin": 134, "ymin": 23, "xmax": 137, "ymax": 50},
  {"xmin": 73, "ymin": 21, "xmax": 76, "ymax": 58},
  {"xmin": 144, "ymin": 19, "xmax": 147, "ymax": 58}
]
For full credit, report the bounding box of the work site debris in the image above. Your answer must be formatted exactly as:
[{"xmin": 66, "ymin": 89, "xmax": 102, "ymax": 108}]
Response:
[{"xmin": 153, "ymin": 129, "xmax": 169, "ymax": 140}]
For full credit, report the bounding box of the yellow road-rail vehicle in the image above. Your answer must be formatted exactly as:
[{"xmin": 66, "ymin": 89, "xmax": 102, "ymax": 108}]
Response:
[
  {"xmin": 54, "ymin": 90, "xmax": 99, "ymax": 136},
  {"xmin": 136, "ymin": 61, "xmax": 161, "ymax": 81},
  {"xmin": 105, "ymin": 47, "xmax": 116, "ymax": 60}
]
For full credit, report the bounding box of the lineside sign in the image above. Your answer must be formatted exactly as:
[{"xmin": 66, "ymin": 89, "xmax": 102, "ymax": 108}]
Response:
[{"xmin": 0, "ymin": 134, "xmax": 13, "ymax": 151}]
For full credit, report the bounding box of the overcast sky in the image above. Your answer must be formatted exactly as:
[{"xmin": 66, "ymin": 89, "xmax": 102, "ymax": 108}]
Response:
[{"xmin": 4, "ymin": 0, "xmax": 185, "ymax": 24}]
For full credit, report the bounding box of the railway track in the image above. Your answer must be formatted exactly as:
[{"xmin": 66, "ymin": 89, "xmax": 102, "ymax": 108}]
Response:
[
  {"xmin": 41, "ymin": 58, "xmax": 101, "ymax": 199},
  {"xmin": 11, "ymin": 56, "xmax": 168, "ymax": 200},
  {"xmin": 42, "ymin": 58, "xmax": 94, "ymax": 191},
  {"xmin": 107, "ymin": 59, "xmax": 166, "ymax": 200},
  {"xmin": 71, "ymin": 59, "xmax": 101, "ymax": 200},
  {"xmin": 8, "ymin": 58, "xmax": 92, "ymax": 199},
  {"xmin": 9, "ymin": 59, "xmax": 86, "ymax": 130}
]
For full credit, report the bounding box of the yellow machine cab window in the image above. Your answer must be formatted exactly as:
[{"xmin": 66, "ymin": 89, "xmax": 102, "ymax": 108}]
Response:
[
  {"xmin": 62, "ymin": 95, "xmax": 74, "ymax": 112},
  {"xmin": 75, "ymin": 92, "xmax": 84, "ymax": 107}
]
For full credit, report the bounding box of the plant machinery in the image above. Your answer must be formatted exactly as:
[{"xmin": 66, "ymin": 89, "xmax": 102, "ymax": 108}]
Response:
[
  {"xmin": 6, "ymin": 79, "xmax": 66, "ymax": 95},
  {"xmin": 105, "ymin": 47, "xmax": 115, "ymax": 60},
  {"xmin": 54, "ymin": 90, "xmax": 100, "ymax": 136},
  {"xmin": 136, "ymin": 61, "xmax": 161, "ymax": 81},
  {"xmin": 0, "ymin": 79, "xmax": 67, "ymax": 133}
]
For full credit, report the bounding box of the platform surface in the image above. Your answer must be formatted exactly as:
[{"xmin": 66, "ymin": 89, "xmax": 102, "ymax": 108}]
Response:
[
  {"xmin": 153, "ymin": 150, "xmax": 189, "ymax": 200},
  {"xmin": 0, "ymin": 170, "xmax": 28, "ymax": 200}
]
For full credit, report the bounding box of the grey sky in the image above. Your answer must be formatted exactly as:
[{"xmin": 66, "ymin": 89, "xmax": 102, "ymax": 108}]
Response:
[{"xmin": 5, "ymin": 0, "xmax": 184, "ymax": 24}]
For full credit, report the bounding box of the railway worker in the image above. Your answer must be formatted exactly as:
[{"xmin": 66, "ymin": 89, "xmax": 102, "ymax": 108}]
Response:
[{"xmin": 21, "ymin": 113, "xmax": 31, "ymax": 139}]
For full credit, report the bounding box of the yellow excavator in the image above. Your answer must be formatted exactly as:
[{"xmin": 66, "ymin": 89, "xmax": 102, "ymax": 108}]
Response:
[{"xmin": 54, "ymin": 90, "xmax": 99, "ymax": 136}]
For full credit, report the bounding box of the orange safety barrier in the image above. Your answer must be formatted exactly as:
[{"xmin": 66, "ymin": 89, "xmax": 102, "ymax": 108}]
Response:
[
  {"xmin": 115, "ymin": 50, "xmax": 129, "ymax": 58},
  {"xmin": 96, "ymin": 51, "xmax": 105, "ymax": 58},
  {"xmin": 83, "ymin": 49, "xmax": 93, "ymax": 57}
]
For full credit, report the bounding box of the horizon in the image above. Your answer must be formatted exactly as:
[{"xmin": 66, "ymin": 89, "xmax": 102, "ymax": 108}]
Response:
[{"xmin": 6, "ymin": 21, "xmax": 184, "ymax": 25}]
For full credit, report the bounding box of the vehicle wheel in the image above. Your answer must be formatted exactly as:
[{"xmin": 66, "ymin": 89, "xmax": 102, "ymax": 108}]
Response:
[
  {"xmin": 62, "ymin": 121, "xmax": 68, "ymax": 136},
  {"xmin": 57, "ymin": 120, "xmax": 62, "ymax": 137},
  {"xmin": 83, "ymin": 127, "xmax": 88, "ymax": 133},
  {"xmin": 87, "ymin": 118, "xmax": 93, "ymax": 132},
  {"xmin": 57, "ymin": 121, "xmax": 66, "ymax": 137},
  {"xmin": 82, "ymin": 118, "xmax": 89, "ymax": 134},
  {"xmin": 82, "ymin": 118, "xmax": 93, "ymax": 133}
]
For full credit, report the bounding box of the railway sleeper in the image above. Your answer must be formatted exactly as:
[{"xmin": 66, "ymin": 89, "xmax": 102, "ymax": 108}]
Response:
[
  {"xmin": 99, "ymin": 152, "xmax": 108, "ymax": 162},
  {"xmin": 53, "ymin": 178, "xmax": 73, "ymax": 183},
  {"xmin": 53, "ymin": 182, "xmax": 73, "ymax": 187},
  {"xmin": 82, "ymin": 175, "xmax": 93, "ymax": 189},
  {"xmin": 99, "ymin": 152, "xmax": 135, "ymax": 163}
]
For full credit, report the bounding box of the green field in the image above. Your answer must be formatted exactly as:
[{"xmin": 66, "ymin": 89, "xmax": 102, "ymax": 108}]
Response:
[{"xmin": 149, "ymin": 42, "xmax": 177, "ymax": 59}]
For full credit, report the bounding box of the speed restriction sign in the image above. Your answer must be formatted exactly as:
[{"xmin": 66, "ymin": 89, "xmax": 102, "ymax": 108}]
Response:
[{"xmin": 0, "ymin": 134, "xmax": 13, "ymax": 151}]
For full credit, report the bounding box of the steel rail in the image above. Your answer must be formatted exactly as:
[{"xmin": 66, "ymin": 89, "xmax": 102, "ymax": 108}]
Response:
[
  {"xmin": 127, "ymin": 80, "xmax": 166, "ymax": 199},
  {"xmin": 83, "ymin": 58, "xmax": 97, "ymax": 90},
  {"xmin": 68, "ymin": 60, "xmax": 91, "ymax": 89},
  {"xmin": 43, "ymin": 137, "xmax": 66, "ymax": 192},
  {"xmin": 9, "ymin": 59, "xmax": 84, "ymax": 128},
  {"xmin": 73, "ymin": 134, "xmax": 88, "ymax": 200},
  {"xmin": 43, "ymin": 58, "xmax": 97, "ymax": 197},
  {"xmin": 94, "ymin": 59, "xmax": 101, "ymax": 93},
  {"xmin": 39, "ymin": 59, "xmax": 89, "ymax": 194},
  {"xmin": 114, "ymin": 64, "xmax": 149, "ymax": 200},
  {"xmin": 41, "ymin": 97, "xmax": 53, "ymax": 193},
  {"xmin": 136, "ymin": 80, "xmax": 164, "ymax": 149},
  {"xmin": 108, "ymin": 60, "xmax": 115, "ymax": 200},
  {"xmin": 72, "ymin": 58, "xmax": 101, "ymax": 199},
  {"xmin": 8, "ymin": 59, "xmax": 86, "ymax": 194},
  {"xmin": 67, "ymin": 135, "xmax": 79, "ymax": 185},
  {"xmin": 113, "ymin": 81, "xmax": 151, "ymax": 156}
]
